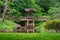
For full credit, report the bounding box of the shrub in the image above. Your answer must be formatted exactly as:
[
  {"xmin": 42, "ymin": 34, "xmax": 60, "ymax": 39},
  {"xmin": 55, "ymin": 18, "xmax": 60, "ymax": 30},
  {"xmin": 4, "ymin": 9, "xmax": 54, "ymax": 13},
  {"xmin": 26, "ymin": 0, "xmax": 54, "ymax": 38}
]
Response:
[
  {"xmin": 36, "ymin": 22, "xmax": 46, "ymax": 33},
  {"xmin": 0, "ymin": 18, "xmax": 15, "ymax": 30},
  {"xmin": 44, "ymin": 19, "xmax": 60, "ymax": 33}
]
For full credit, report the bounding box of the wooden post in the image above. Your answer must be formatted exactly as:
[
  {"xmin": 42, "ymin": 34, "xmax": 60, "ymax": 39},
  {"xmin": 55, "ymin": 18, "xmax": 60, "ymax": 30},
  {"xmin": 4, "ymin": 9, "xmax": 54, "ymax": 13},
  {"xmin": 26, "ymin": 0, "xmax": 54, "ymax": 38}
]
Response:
[
  {"xmin": 27, "ymin": 20, "xmax": 29, "ymax": 26},
  {"xmin": 25, "ymin": 21, "xmax": 26, "ymax": 27},
  {"xmin": 27, "ymin": 30, "xmax": 29, "ymax": 33},
  {"xmin": 33, "ymin": 20, "xmax": 34, "ymax": 27},
  {"xmin": 33, "ymin": 20, "xmax": 35, "ymax": 33}
]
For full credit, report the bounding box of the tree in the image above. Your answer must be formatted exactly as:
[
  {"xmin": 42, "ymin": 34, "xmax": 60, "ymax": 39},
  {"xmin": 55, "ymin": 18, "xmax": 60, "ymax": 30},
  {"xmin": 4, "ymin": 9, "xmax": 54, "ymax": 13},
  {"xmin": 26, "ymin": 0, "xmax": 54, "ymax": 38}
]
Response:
[
  {"xmin": 35, "ymin": 0, "xmax": 59, "ymax": 12},
  {"xmin": 44, "ymin": 20, "xmax": 60, "ymax": 32},
  {"xmin": 2, "ymin": 0, "xmax": 8, "ymax": 22},
  {"xmin": 8, "ymin": 0, "xmax": 41, "ymax": 19},
  {"xmin": 48, "ymin": 3, "xmax": 60, "ymax": 19}
]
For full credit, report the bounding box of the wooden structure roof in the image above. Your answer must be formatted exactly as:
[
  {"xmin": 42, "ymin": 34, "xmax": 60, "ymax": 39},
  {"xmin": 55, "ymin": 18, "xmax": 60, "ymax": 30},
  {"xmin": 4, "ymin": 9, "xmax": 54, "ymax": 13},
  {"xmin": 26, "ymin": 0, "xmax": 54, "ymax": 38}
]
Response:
[{"xmin": 24, "ymin": 8, "xmax": 36, "ymax": 13}]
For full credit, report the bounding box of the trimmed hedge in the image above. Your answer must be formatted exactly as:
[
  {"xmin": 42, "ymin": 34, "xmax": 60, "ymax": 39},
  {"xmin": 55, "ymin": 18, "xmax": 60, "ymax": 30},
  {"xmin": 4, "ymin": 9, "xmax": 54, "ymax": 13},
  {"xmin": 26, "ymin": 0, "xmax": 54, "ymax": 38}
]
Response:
[{"xmin": 0, "ymin": 33, "xmax": 60, "ymax": 40}]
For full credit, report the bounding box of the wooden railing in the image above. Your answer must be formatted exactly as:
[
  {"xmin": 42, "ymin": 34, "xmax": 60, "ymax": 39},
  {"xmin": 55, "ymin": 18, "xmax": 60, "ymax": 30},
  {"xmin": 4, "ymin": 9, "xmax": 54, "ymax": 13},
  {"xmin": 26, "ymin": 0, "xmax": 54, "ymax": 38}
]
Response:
[
  {"xmin": 20, "ymin": 16, "xmax": 34, "ymax": 21},
  {"xmin": 21, "ymin": 16, "xmax": 34, "ymax": 19}
]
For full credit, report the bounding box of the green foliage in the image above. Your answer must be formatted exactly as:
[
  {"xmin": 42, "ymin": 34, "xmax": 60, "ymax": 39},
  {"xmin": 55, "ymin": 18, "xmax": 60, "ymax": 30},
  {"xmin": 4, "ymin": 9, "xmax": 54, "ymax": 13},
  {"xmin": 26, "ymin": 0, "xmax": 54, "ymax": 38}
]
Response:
[
  {"xmin": 13, "ymin": 0, "xmax": 41, "ymax": 18},
  {"xmin": 0, "ymin": 18, "xmax": 15, "ymax": 30},
  {"xmin": 0, "ymin": 0, "xmax": 60, "ymax": 21},
  {"xmin": 48, "ymin": 3, "xmax": 60, "ymax": 19},
  {"xmin": 0, "ymin": 0, "xmax": 41, "ymax": 22},
  {"xmin": 0, "ymin": 33, "xmax": 60, "ymax": 40},
  {"xmin": 36, "ymin": 19, "xmax": 60, "ymax": 33},
  {"xmin": 0, "ymin": 0, "xmax": 60, "ymax": 29},
  {"xmin": 35, "ymin": 0, "xmax": 58, "ymax": 12},
  {"xmin": 36, "ymin": 22, "xmax": 46, "ymax": 33},
  {"xmin": 44, "ymin": 19, "xmax": 60, "ymax": 32}
]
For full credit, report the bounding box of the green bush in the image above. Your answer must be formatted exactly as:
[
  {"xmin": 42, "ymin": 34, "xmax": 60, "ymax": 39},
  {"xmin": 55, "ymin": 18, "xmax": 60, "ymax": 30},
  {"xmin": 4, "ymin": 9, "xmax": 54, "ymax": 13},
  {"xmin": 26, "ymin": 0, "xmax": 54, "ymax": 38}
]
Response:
[
  {"xmin": 0, "ymin": 18, "xmax": 15, "ymax": 30},
  {"xmin": 36, "ymin": 22, "xmax": 46, "ymax": 33},
  {"xmin": 36, "ymin": 19, "xmax": 60, "ymax": 33},
  {"xmin": 0, "ymin": 33, "xmax": 60, "ymax": 40},
  {"xmin": 44, "ymin": 19, "xmax": 60, "ymax": 32}
]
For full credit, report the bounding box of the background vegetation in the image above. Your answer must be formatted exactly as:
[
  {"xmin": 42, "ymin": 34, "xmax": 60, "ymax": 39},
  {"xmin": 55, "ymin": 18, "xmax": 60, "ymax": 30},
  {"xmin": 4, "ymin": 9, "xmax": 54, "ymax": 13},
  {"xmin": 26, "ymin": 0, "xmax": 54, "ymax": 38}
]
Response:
[
  {"xmin": 0, "ymin": 18, "xmax": 15, "ymax": 30},
  {"xmin": 0, "ymin": 0, "xmax": 60, "ymax": 32},
  {"xmin": 0, "ymin": 0, "xmax": 60, "ymax": 21}
]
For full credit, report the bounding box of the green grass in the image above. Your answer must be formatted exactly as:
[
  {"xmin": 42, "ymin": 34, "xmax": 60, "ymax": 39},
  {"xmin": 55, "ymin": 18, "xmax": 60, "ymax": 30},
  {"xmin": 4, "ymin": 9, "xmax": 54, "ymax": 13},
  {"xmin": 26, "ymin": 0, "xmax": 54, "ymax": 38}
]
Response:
[
  {"xmin": 0, "ymin": 33, "xmax": 60, "ymax": 40},
  {"xmin": 0, "ymin": 18, "xmax": 15, "ymax": 30}
]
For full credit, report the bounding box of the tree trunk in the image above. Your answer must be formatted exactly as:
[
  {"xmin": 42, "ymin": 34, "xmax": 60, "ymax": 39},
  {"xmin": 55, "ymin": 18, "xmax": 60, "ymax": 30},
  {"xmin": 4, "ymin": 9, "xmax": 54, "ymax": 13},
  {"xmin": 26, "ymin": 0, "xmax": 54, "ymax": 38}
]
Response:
[
  {"xmin": 2, "ymin": 0, "xmax": 8, "ymax": 22},
  {"xmin": 55, "ymin": 29, "xmax": 59, "ymax": 33}
]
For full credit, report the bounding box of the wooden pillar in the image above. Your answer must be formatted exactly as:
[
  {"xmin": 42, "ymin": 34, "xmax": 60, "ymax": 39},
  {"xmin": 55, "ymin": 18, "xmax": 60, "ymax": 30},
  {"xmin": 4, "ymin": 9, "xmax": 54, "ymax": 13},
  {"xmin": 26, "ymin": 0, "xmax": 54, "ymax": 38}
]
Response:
[
  {"xmin": 27, "ymin": 20, "xmax": 29, "ymax": 26},
  {"xmin": 33, "ymin": 20, "xmax": 34, "ymax": 27},
  {"xmin": 33, "ymin": 20, "xmax": 35, "ymax": 33},
  {"xmin": 27, "ymin": 30, "xmax": 29, "ymax": 33},
  {"xmin": 25, "ymin": 21, "xmax": 26, "ymax": 26}
]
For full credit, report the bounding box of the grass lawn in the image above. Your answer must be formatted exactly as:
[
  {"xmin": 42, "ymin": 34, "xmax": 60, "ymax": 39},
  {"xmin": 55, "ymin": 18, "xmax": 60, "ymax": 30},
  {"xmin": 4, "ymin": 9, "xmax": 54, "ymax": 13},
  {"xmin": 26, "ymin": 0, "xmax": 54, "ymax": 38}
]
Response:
[{"xmin": 0, "ymin": 33, "xmax": 60, "ymax": 40}]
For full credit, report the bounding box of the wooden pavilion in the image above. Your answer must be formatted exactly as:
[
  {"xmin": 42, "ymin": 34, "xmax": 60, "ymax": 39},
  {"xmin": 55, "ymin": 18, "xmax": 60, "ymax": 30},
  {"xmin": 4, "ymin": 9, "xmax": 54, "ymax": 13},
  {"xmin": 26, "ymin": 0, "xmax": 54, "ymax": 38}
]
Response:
[
  {"xmin": 18, "ymin": 8, "xmax": 36, "ymax": 33},
  {"xmin": 15, "ymin": 8, "xmax": 51, "ymax": 33}
]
